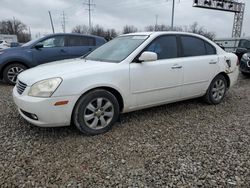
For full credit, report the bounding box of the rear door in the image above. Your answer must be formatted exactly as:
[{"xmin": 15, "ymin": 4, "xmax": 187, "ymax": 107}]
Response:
[
  {"xmin": 32, "ymin": 35, "xmax": 67, "ymax": 64},
  {"xmin": 65, "ymin": 35, "xmax": 96, "ymax": 58},
  {"xmin": 179, "ymin": 35, "xmax": 218, "ymax": 98},
  {"xmin": 130, "ymin": 35, "xmax": 183, "ymax": 108}
]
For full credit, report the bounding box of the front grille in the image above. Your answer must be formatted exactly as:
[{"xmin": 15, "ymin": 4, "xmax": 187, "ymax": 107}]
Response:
[{"xmin": 16, "ymin": 80, "xmax": 27, "ymax": 95}]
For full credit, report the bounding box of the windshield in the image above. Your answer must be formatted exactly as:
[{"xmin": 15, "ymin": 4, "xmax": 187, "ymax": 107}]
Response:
[
  {"xmin": 85, "ymin": 35, "xmax": 148, "ymax": 63},
  {"xmin": 22, "ymin": 38, "xmax": 41, "ymax": 47}
]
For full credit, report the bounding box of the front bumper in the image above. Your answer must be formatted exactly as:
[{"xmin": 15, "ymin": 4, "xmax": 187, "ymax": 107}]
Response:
[{"xmin": 13, "ymin": 86, "xmax": 78, "ymax": 127}]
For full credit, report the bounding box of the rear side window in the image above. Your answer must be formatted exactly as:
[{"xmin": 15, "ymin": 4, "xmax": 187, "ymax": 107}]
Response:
[
  {"xmin": 145, "ymin": 35, "xmax": 178, "ymax": 59},
  {"xmin": 67, "ymin": 36, "xmax": 95, "ymax": 46},
  {"xmin": 205, "ymin": 42, "xmax": 216, "ymax": 55},
  {"xmin": 181, "ymin": 36, "xmax": 206, "ymax": 57}
]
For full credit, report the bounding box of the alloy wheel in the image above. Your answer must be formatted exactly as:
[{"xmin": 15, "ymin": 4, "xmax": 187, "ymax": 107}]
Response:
[
  {"xmin": 7, "ymin": 66, "xmax": 24, "ymax": 83},
  {"xmin": 83, "ymin": 97, "xmax": 114, "ymax": 130},
  {"xmin": 211, "ymin": 79, "xmax": 226, "ymax": 102}
]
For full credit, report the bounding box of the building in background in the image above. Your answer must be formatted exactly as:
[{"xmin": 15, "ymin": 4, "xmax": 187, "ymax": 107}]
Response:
[{"xmin": 0, "ymin": 34, "xmax": 18, "ymax": 43}]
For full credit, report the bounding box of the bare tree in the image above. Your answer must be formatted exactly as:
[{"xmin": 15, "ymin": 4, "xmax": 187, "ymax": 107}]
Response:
[
  {"xmin": 72, "ymin": 24, "xmax": 118, "ymax": 41},
  {"xmin": 145, "ymin": 24, "xmax": 183, "ymax": 32},
  {"xmin": 0, "ymin": 19, "xmax": 30, "ymax": 42},
  {"xmin": 187, "ymin": 22, "xmax": 215, "ymax": 40},
  {"xmin": 122, "ymin": 25, "xmax": 138, "ymax": 34},
  {"xmin": 72, "ymin": 25, "xmax": 89, "ymax": 34},
  {"xmin": 144, "ymin": 22, "xmax": 215, "ymax": 40}
]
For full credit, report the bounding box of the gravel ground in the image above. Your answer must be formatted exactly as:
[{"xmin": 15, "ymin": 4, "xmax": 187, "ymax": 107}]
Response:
[{"xmin": 0, "ymin": 74, "xmax": 250, "ymax": 187}]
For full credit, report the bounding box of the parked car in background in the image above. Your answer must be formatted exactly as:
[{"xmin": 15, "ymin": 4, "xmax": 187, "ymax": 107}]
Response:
[
  {"xmin": 0, "ymin": 33, "xmax": 106, "ymax": 84},
  {"xmin": 215, "ymin": 37, "xmax": 250, "ymax": 60},
  {"xmin": 10, "ymin": 42, "xmax": 20, "ymax": 48},
  {"xmin": 13, "ymin": 32, "xmax": 239, "ymax": 135},
  {"xmin": 0, "ymin": 40, "xmax": 10, "ymax": 50},
  {"xmin": 240, "ymin": 53, "xmax": 250, "ymax": 76}
]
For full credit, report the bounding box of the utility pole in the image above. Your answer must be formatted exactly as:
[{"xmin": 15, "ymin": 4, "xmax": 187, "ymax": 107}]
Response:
[
  {"xmin": 13, "ymin": 17, "xmax": 16, "ymax": 34},
  {"xmin": 84, "ymin": 0, "xmax": 95, "ymax": 33},
  {"xmin": 155, "ymin": 14, "xmax": 158, "ymax": 31},
  {"xmin": 48, "ymin": 11, "xmax": 55, "ymax": 34},
  {"xmin": 171, "ymin": 0, "xmax": 175, "ymax": 30},
  {"xmin": 62, "ymin": 11, "xmax": 66, "ymax": 33},
  {"xmin": 29, "ymin": 26, "xmax": 31, "ymax": 39}
]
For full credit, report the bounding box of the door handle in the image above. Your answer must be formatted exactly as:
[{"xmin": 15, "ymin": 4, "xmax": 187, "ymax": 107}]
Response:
[
  {"xmin": 209, "ymin": 61, "xmax": 217, "ymax": 64},
  {"xmin": 171, "ymin": 64, "xmax": 182, "ymax": 69},
  {"xmin": 60, "ymin": 49, "xmax": 66, "ymax": 53}
]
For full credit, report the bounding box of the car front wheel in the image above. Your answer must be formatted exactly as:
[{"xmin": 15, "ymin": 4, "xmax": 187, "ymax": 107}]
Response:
[
  {"xmin": 3, "ymin": 63, "xmax": 27, "ymax": 85},
  {"xmin": 204, "ymin": 74, "xmax": 227, "ymax": 105},
  {"xmin": 73, "ymin": 89, "xmax": 120, "ymax": 135}
]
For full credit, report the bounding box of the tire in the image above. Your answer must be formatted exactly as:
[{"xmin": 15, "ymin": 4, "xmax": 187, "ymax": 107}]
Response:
[
  {"xmin": 204, "ymin": 74, "xmax": 227, "ymax": 105},
  {"xmin": 3, "ymin": 63, "xmax": 27, "ymax": 85},
  {"xmin": 73, "ymin": 89, "xmax": 120, "ymax": 135}
]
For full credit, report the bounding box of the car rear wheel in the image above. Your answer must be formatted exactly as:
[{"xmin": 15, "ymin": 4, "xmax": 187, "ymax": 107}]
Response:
[
  {"xmin": 73, "ymin": 89, "xmax": 120, "ymax": 135},
  {"xmin": 204, "ymin": 74, "xmax": 227, "ymax": 105},
  {"xmin": 3, "ymin": 63, "xmax": 27, "ymax": 85}
]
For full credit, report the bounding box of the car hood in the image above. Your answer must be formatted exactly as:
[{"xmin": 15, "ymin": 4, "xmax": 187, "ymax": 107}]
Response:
[{"xmin": 18, "ymin": 58, "xmax": 116, "ymax": 86}]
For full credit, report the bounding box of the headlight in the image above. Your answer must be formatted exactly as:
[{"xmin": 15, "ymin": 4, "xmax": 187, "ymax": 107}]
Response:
[
  {"xmin": 242, "ymin": 53, "xmax": 250, "ymax": 61},
  {"xmin": 28, "ymin": 77, "xmax": 62, "ymax": 97}
]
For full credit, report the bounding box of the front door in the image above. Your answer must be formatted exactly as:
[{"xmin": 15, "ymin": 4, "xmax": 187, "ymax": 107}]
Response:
[
  {"xmin": 129, "ymin": 35, "xmax": 183, "ymax": 109},
  {"xmin": 32, "ymin": 35, "xmax": 67, "ymax": 65}
]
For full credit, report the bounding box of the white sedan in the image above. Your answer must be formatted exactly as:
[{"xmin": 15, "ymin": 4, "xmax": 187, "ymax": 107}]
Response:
[{"xmin": 13, "ymin": 32, "xmax": 239, "ymax": 135}]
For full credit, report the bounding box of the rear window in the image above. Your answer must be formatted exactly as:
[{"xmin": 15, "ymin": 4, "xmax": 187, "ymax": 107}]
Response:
[
  {"xmin": 0, "ymin": 41, "xmax": 3, "ymax": 44},
  {"xmin": 67, "ymin": 36, "xmax": 95, "ymax": 46}
]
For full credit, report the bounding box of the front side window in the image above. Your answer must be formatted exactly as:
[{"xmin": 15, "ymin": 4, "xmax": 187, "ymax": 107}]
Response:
[
  {"xmin": 68, "ymin": 36, "xmax": 95, "ymax": 46},
  {"xmin": 41, "ymin": 36, "xmax": 65, "ymax": 48},
  {"xmin": 144, "ymin": 35, "xmax": 178, "ymax": 60},
  {"xmin": 0, "ymin": 41, "xmax": 3, "ymax": 44},
  {"xmin": 181, "ymin": 36, "xmax": 206, "ymax": 57},
  {"xmin": 85, "ymin": 35, "xmax": 148, "ymax": 63}
]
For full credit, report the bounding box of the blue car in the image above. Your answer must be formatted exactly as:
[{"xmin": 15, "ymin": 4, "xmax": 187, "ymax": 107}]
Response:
[{"xmin": 0, "ymin": 33, "xmax": 106, "ymax": 85}]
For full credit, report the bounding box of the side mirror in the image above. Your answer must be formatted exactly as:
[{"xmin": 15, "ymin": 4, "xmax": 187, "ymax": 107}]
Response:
[
  {"xmin": 236, "ymin": 48, "xmax": 248, "ymax": 54},
  {"xmin": 139, "ymin": 51, "xmax": 158, "ymax": 62},
  {"xmin": 34, "ymin": 43, "xmax": 44, "ymax": 49}
]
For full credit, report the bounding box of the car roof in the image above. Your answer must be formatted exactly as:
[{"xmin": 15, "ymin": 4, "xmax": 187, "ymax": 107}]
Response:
[
  {"xmin": 121, "ymin": 31, "xmax": 212, "ymax": 40},
  {"xmin": 44, "ymin": 33, "xmax": 105, "ymax": 40}
]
